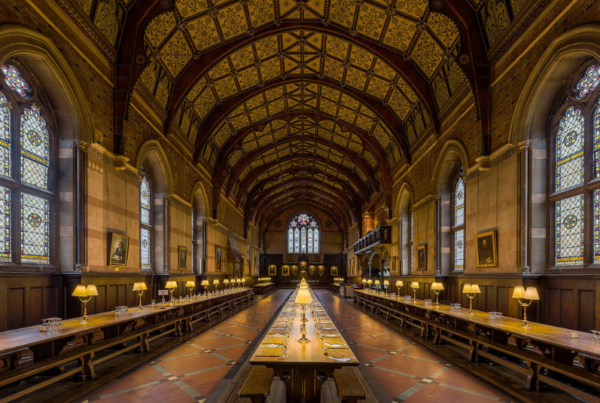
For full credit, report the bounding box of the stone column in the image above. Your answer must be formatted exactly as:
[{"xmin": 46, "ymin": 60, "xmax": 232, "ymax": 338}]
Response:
[
  {"xmin": 164, "ymin": 195, "xmax": 170, "ymax": 273},
  {"xmin": 74, "ymin": 140, "xmax": 87, "ymax": 272},
  {"xmin": 518, "ymin": 141, "xmax": 531, "ymax": 273}
]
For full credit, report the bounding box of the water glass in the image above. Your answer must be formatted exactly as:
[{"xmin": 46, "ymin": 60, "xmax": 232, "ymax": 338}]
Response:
[
  {"xmin": 151, "ymin": 299, "xmax": 155, "ymax": 307},
  {"xmin": 424, "ymin": 299, "xmax": 432, "ymax": 306},
  {"xmin": 592, "ymin": 330, "xmax": 599, "ymax": 343}
]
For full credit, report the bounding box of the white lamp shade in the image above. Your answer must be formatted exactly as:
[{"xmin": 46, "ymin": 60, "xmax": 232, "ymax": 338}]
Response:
[
  {"xmin": 133, "ymin": 282, "xmax": 147, "ymax": 291},
  {"xmin": 432, "ymin": 282, "xmax": 444, "ymax": 291},
  {"xmin": 524, "ymin": 287, "xmax": 540, "ymax": 300},
  {"xmin": 201, "ymin": 280, "xmax": 209, "ymax": 286},
  {"xmin": 165, "ymin": 281, "xmax": 177, "ymax": 289},
  {"xmin": 374, "ymin": 280, "xmax": 380, "ymax": 285},
  {"xmin": 384, "ymin": 280, "xmax": 389, "ymax": 286},
  {"xmin": 362, "ymin": 279, "xmax": 367, "ymax": 283},
  {"xmin": 411, "ymin": 282, "xmax": 419, "ymax": 289},
  {"xmin": 86, "ymin": 285, "xmax": 99, "ymax": 296},
  {"xmin": 223, "ymin": 279, "xmax": 229, "ymax": 284},
  {"xmin": 512, "ymin": 286, "xmax": 525, "ymax": 299},
  {"xmin": 396, "ymin": 281, "xmax": 403, "ymax": 287},
  {"xmin": 186, "ymin": 281, "xmax": 195, "ymax": 288},
  {"xmin": 463, "ymin": 284, "xmax": 481, "ymax": 294},
  {"xmin": 367, "ymin": 279, "xmax": 373, "ymax": 284},
  {"xmin": 295, "ymin": 289, "xmax": 313, "ymax": 304},
  {"xmin": 213, "ymin": 280, "xmax": 220, "ymax": 285}
]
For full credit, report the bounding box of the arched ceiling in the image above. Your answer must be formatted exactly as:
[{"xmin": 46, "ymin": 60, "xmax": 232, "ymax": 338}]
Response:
[{"xmin": 112, "ymin": 0, "xmax": 490, "ymax": 229}]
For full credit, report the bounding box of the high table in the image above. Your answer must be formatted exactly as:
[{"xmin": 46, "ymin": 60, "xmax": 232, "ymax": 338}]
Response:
[
  {"xmin": 250, "ymin": 288, "xmax": 358, "ymax": 402},
  {"xmin": 355, "ymin": 290, "xmax": 600, "ymax": 402},
  {"xmin": 252, "ymin": 282, "xmax": 276, "ymax": 295}
]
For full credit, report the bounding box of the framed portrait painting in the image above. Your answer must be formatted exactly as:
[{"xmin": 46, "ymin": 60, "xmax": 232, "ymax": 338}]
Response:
[
  {"xmin": 417, "ymin": 245, "xmax": 426, "ymax": 270},
  {"xmin": 475, "ymin": 231, "xmax": 497, "ymax": 268},
  {"xmin": 291, "ymin": 265, "xmax": 298, "ymax": 276},
  {"xmin": 215, "ymin": 246, "xmax": 223, "ymax": 272},
  {"xmin": 318, "ymin": 265, "xmax": 325, "ymax": 276},
  {"xmin": 178, "ymin": 246, "xmax": 188, "ymax": 270},
  {"xmin": 309, "ymin": 265, "xmax": 316, "ymax": 276},
  {"xmin": 331, "ymin": 266, "xmax": 338, "ymax": 276},
  {"xmin": 282, "ymin": 265, "xmax": 290, "ymax": 276},
  {"xmin": 108, "ymin": 233, "xmax": 130, "ymax": 266},
  {"xmin": 268, "ymin": 265, "xmax": 277, "ymax": 276}
]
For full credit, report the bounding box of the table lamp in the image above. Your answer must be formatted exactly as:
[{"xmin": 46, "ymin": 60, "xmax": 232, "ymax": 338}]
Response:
[
  {"xmin": 383, "ymin": 280, "xmax": 389, "ymax": 294},
  {"xmin": 361, "ymin": 278, "xmax": 367, "ymax": 289},
  {"xmin": 431, "ymin": 282, "xmax": 444, "ymax": 307},
  {"xmin": 242, "ymin": 279, "xmax": 246, "ymax": 289},
  {"xmin": 223, "ymin": 279, "xmax": 229, "ymax": 293},
  {"xmin": 72, "ymin": 285, "xmax": 98, "ymax": 324},
  {"xmin": 463, "ymin": 284, "xmax": 480, "ymax": 315},
  {"xmin": 213, "ymin": 279, "xmax": 220, "ymax": 293},
  {"xmin": 201, "ymin": 280, "xmax": 209, "ymax": 296},
  {"xmin": 367, "ymin": 279, "xmax": 373, "ymax": 292},
  {"xmin": 186, "ymin": 281, "xmax": 195, "ymax": 297},
  {"xmin": 133, "ymin": 282, "xmax": 148, "ymax": 311},
  {"xmin": 512, "ymin": 286, "xmax": 539, "ymax": 328},
  {"xmin": 374, "ymin": 279, "xmax": 381, "ymax": 294},
  {"xmin": 165, "ymin": 281, "xmax": 177, "ymax": 304},
  {"xmin": 395, "ymin": 280, "xmax": 403, "ymax": 297},
  {"xmin": 411, "ymin": 282, "xmax": 419, "ymax": 302},
  {"xmin": 295, "ymin": 289, "xmax": 313, "ymax": 343}
]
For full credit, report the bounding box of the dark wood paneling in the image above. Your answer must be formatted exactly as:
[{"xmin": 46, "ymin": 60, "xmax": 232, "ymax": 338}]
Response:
[
  {"xmin": 9, "ymin": 288, "xmax": 24, "ymax": 330},
  {"xmin": 560, "ymin": 289, "xmax": 574, "ymax": 330},
  {"xmin": 29, "ymin": 287, "xmax": 43, "ymax": 326},
  {"xmin": 579, "ymin": 290, "xmax": 595, "ymax": 332}
]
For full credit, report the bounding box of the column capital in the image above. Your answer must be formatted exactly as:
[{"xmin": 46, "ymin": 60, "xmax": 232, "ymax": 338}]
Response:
[
  {"xmin": 73, "ymin": 139, "xmax": 88, "ymax": 151},
  {"xmin": 518, "ymin": 140, "xmax": 531, "ymax": 150}
]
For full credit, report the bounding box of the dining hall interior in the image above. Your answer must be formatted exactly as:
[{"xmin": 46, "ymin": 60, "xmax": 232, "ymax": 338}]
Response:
[{"xmin": 1, "ymin": 0, "xmax": 600, "ymax": 402}]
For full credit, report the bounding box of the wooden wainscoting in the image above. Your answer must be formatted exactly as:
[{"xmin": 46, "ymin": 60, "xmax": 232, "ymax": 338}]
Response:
[
  {"xmin": 541, "ymin": 274, "xmax": 599, "ymax": 332},
  {"xmin": 0, "ymin": 273, "xmax": 63, "ymax": 331}
]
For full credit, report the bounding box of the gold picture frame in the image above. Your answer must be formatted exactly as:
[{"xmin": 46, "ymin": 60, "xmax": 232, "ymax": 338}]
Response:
[
  {"xmin": 331, "ymin": 266, "xmax": 338, "ymax": 276},
  {"xmin": 215, "ymin": 246, "xmax": 224, "ymax": 272},
  {"xmin": 475, "ymin": 231, "xmax": 497, "ymax": 268},
  {"xmin": 318, "ymin": 265, "xmax": 325, "ymax": 276},
  {"xmin": 108, "ymin": 233, "xmax": 130, "ymax": 267},
  {"xmin": 291, "ymin": 265, "xmax": 298, "ymax": 275},
  {"xmin": 309, "ymin": 265, "xmax": 316, "ymax": 276},
  {"xmin": 282, "ymin": 265, "xmax": 290, "ymax": 276},
  {"xmin": 417, "ymin": 245, "xmax": 426, "ymax": 270},
  {"xmin": 268, "ymin": 265, "xmax": 277, "ymax": 276},
  {"xmin": 178, "ymin": 246, "xmax": 188, "ymax": 270}
]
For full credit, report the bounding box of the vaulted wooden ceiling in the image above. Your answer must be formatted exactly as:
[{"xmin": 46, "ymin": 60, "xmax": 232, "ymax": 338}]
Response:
[{"xmin": 102, "ymin": 0, "xmax": 491, "ymax": 227}]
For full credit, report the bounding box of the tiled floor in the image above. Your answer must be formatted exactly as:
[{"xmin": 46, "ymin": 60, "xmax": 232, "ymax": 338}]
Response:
[
  {"xmin": 80, "ymin": 290, "xmax": 292, "ymax": 403},
  {"xmin": 314, "ymin": 290, "xmax": 514, "ymax": 403}
]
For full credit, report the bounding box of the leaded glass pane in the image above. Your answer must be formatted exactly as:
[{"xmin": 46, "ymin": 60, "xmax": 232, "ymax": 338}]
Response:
[
  {"xmin": 21, "ymin": 193, "xmax": 49, "ymax": 264},
  {"xmin": 454, "ymin": 178, "xmax": 465, "ymax": 226},
  {"xmin": 314, "ymin": 229, "xmax": 319, "ymax": 252},
  {"xmin": 0, "ymin": 94, "xmax": 10, "ymax": 177},
  {"xmin": 191, "ymin": 211, "xmax": 194, "ymax": 270},
  {"xmin": 294, "ymin": 228, "xmax": 299, "ymax": 253},
  {"xmin": 454, "ymin": 229, "xmax": 464, "ymax": 271},
  {"xmin": 556, "ymin": 107, "xmax": 584, "ymax": 191},
  {"xmin": 140, "ymin": 177, "xmax": 151, "ymax": 226},
  {"xmin": 575, "ymin": 65, "xmax": 600, "ymax": 98},
  {"xmin": 594, "ymin": 106, "xmax": 600, "ymax": 178},
  {"xmin": 410, "ymin": 245, "xmax": 413, "ymax": 271},
  {"xmin": 1, "ymin": 65, "xmax": 29, "ymax": 97},
  {"xmin": 595, "ymin": 191, "xmax": 600, "ymax": 264},
  {"xmin": 141, "ymin": 227, "xmax": 151, "ymax": 270},
  {"xmin": 288, "ymin": 228, "xmax": 294, "ymax": 252},
  {"xmin": 308, "ymin": 229, "xmax": 313, "ymax": 253},
  {"xmin": 0, "ymin": 186, "xmax": 10, "ymax": 262},
  {"xmin": 410, "ymin": 211, "xmax": 413, "ymax": 242},
  {"xmin": 20, "ymin": 105, "xmax": 49, "ymax": 189},
  {"xmin": 555, "ymin": 194, "xmax": 584, "ymax": 266},
  {"xmin": 301, "ymin": 227, "xmax": 307, "ymax": 253}
]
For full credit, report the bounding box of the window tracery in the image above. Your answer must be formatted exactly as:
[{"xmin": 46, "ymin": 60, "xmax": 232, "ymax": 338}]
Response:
[{"xmin": 287, "ymin": 213, "xmax": 320, "ymax": 254}]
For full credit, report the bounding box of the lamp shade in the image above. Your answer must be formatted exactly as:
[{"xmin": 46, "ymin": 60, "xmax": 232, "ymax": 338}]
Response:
[
  {"xmin": 133, "ymin": 282, "xmax": 147, "ymax": 291},
  {"xmin": 295, "ymin": 289, "xmax": 313, "ymax": 305},
  {"xmin": 512, "ymin": 286, "xmax": 525, "ymax": 299},
  {"xmin": 411, "ymin": 282, "xmax": 419, "ymax": 289},
  {"xmin": 523, "ymin": 287, "xmax": 540, "ymax": 300},
  {"xmin": 213, "ymin": 280, "xmax": 220, "ymax": 285},
  {"xmin": 384, "ymin": 280, "xmax": 389, "ymax": 286},
  {"xmin": 463, "ymin": 284, "xmax": 481, "ymax": 294},
  {"xmin": 86, "ymin": 285, "xmax": 99, "ymax": 296},
  {"xmin": 374, "ymin": 280, "xmax": 380, "ymax": 285},
  {"xmin": 165, "ymin": 281, "xmax": 177, "ymax": 289},
  {"xmin": 223, "ymin": 279, "xmax": 229, "ymax": 284},
  {"xmin": 186, "ymin": 281, "xmax": 195, "ymax": 288},
  {"xmin": 431, "ymin": 282, "xmax": 444, "ymax": 291},
  {"xmin": 201, "ymin": 280, "xmax": 209, "ymax": 286},
  {"xmin": 367, "ymin": 279, "xmax": 373, "ymax": 284},
  {"xmin": 242, "ymin": 279, "xmax": 246, "ymax": 283},
  {"xmin": 396, "ymin": 281, "xmax": 403, "ymax": 287},
  {"xmin": 72, "ymin": 285, "xmax": 88, "ymax": 297}
]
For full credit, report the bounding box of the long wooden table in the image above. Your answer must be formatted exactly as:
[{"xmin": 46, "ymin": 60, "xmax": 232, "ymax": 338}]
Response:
[
  {"xmin": 355, "ymin": 290, "xmax": 600, "ymax": 402},
  {"xmin": 0, "ymin": 289, "xmax": 254, "ymax": 402},
  {"xmin": 252, "ymin": 282, "xmax": 276, "ymax": 295},
  {"xmin": 250, "ymin": 288, "xmax": 358, "ymax": 402}
]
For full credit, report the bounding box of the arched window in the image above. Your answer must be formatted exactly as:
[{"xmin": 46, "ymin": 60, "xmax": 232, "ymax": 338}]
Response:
[
  {"xmin": 0, "ymin": 63, "xmax": 54, "ymax": 266},
  {"xmin": 453, "ymin": 177, "xmax": 465, "ymax": 271},
  {"xmin": 287, "ymin": 213, "xmax": 320, "ymax": 253},
  {"xmin": 551, "ymin": 63, "xmax": 600, "ymax": 267},
  {"xmin": 140, "ymin": 173, "xmax": 153, "ymax": 271},
  {"xmin": 409, "ymin": 210, "xmax": 414, "ymax": 272}
]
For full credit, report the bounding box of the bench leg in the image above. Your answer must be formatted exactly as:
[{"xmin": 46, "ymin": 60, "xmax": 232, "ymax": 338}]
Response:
[
  {"xmin": 527, "ymin": 361, "xmax": 539, "ymax": 391},
  {"xmin": 468, "ymin": 340, "xmax": 479, "ymax": 362},
  {"xmin": 78, "ymin": 352, "xmax": 98, "ymax": 381},
  {"xmin": 139, "ymin": 332, "xmax": 151, "ymax": 352}
]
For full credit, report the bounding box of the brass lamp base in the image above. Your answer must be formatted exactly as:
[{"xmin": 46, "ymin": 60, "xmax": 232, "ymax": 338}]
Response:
[
  {"xmin": 520, "ymin": 322, "xmax": 531, "ymax": 329},
  {"xmin": 298, "ymin": 324, "xmax": 310, "ymax": 344}
]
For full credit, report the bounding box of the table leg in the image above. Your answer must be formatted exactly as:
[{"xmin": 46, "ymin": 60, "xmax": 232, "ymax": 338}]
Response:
[{"xmin": 274, "ymin": 367, "xmax": 335, "ymax": 402}]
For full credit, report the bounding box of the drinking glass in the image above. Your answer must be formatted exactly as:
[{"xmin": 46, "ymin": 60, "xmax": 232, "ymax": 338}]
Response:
[{"xmin": 151, "ymin": 299, "xmax": 155, "ymax": 307}]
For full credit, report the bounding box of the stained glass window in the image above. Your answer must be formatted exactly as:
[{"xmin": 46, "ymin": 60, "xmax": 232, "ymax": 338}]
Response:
[
  {"xmin": 454, "ymin": 229, "xmax": 464, "ymax": 270},
  {"xmin": 455, "ymin": 178, "xmax": 465, "ymax": 225},
  {"xmin": 555, "ymin": 194, "xmax": 584, "ymax": 266},
  {"xmin": 1, "ymin": 65, "xmax": 29, "ymax": 97},
  {"xmin": 140, "ymin": 227, "xmax": 151, "ymax": 271},
  {"xmin": 0, "ymin": 186, "xmax": 10, "ymax": 262},
  {"xmin": 140, "ymin": 177, "xmax": 151, "ymax": 225},
  {"xmin": 556, "ymin": 106, "xmax": 584, "ymax": 191},
  {"xmin": 288, "ymin": 213, "xmax": 320, "ymax": 253},
  {"xmin": 20, "ymin": 106, "xmax": 49, "ymax": 189},
  {"xmin": 0, "ymin": 94, "xmax": 10, "ymax": 177},
  {"xmin": 575, "ymin": 65, "xmax": 600, "ymax": 98},
  {"xmin": 21, "ymin": 193, "xmax": 49, "ymax": 264},
  {"xmin": 595, "ymin": 190, "xmax": 600, "ymax": 264},
  {"xmin": 191, "ymin": 211, "xmax": 194, "ymax": 270},
  {"xmin": 594, "ymin": 107, "xmax": 600, "ymax": 178},
  {"xmin": 409, "ymin": 211, "xmax": 413, "ymax": 271}
]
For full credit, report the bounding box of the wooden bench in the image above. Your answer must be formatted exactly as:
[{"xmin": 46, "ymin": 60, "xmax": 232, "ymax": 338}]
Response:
[
  {"xmin": 239, "ymin": 365, "xmax": 274, "ymax": 403},
  {"xmin": 333, "ymin": 366, "xmax": 367, "ymax": 403}
]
